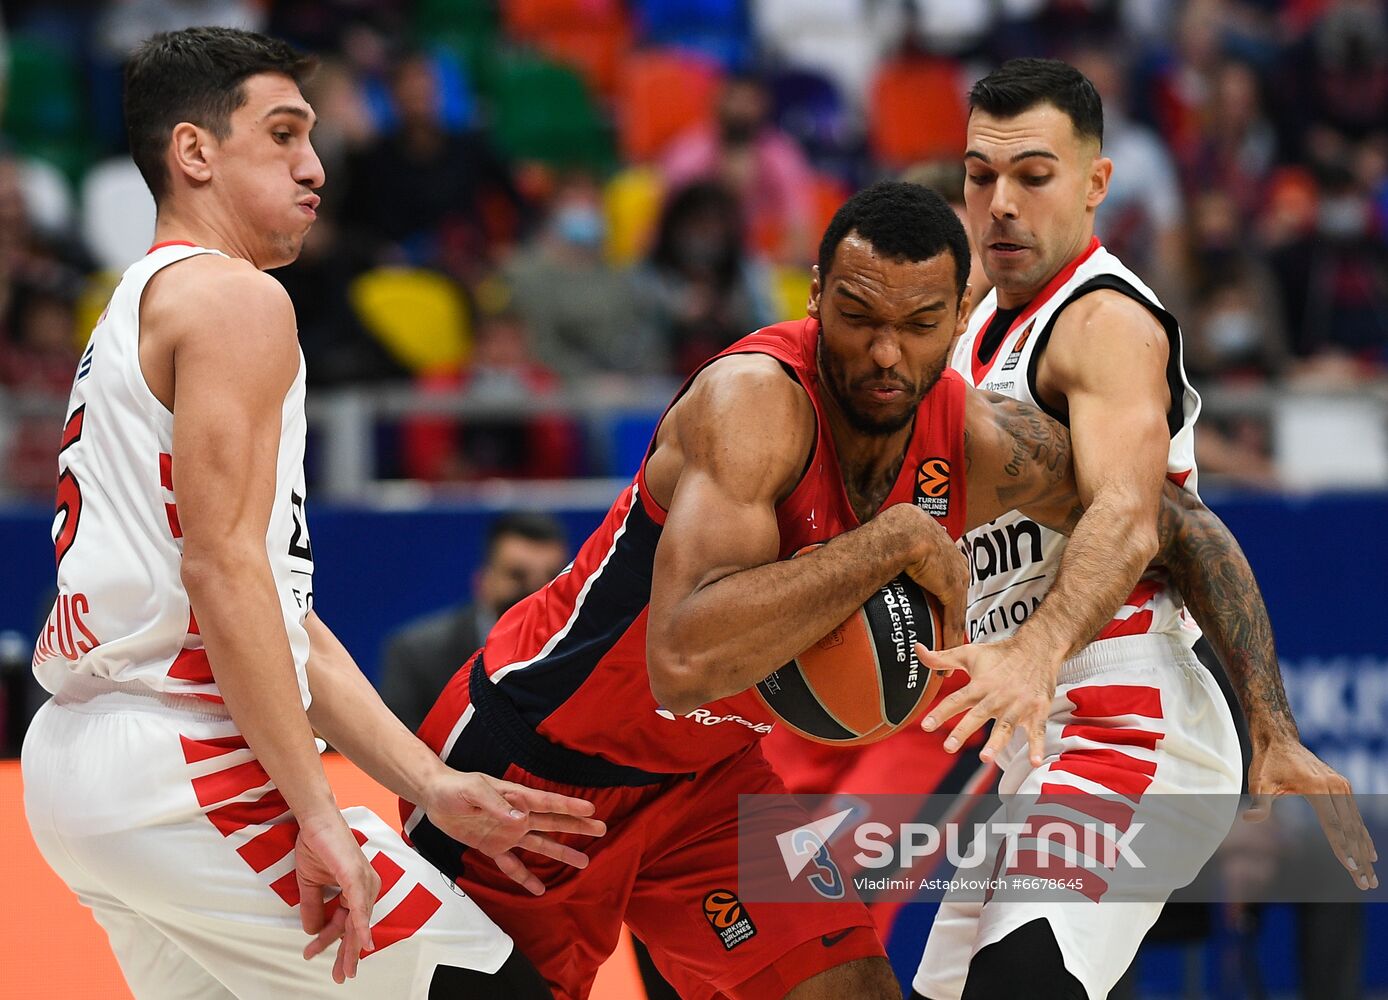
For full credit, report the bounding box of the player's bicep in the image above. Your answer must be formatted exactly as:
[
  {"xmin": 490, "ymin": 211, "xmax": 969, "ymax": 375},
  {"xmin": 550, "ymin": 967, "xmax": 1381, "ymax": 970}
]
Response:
[
  {"xmin": 168, "ymin": 271, "xmax": 300, "ymax": 566},
  {"xmin": 648, "ymin": 364, "xmax": 810, "ymax": 628}
]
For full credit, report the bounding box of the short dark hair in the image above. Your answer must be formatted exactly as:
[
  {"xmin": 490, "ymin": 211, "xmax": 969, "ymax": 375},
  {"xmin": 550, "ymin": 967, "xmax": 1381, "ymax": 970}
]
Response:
[
  {"xmin": 817, "ymin": 181, "xmax": 971, "ymax": 301},
  {"xmin": 124, "ymin": 27, "xmax": 316, "ymax": 202},
  {"xmin": 486, "ymin": 512, "xmax": 567, "ymax": 561},
  {"xmin": 968, "ymin": 58, "xmax": 1104, "ymax": 147}
]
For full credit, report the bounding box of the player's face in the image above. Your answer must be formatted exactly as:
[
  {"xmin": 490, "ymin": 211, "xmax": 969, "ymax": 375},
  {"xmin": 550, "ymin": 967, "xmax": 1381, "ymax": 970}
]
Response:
[
  {"xmin": 214, "ymin": 72, "xmax": 324, "ymax": 268},
  {"xmin": 809, "ymin": 235, "xmax": 967, "ymax": 436},
  {"xmin": 964, "ymin": 104, "xmax": 1111, "ymax": 307}
]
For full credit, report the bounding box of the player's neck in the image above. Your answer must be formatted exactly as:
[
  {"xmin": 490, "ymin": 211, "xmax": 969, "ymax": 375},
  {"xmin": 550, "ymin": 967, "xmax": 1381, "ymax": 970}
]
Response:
[
  {"xmin": 820, "ymin": 386, "xmax": 914, "ymax": 496},
  {"xmin": 151, "ymin": 204, "xmax": 261, "ymax": 268}
]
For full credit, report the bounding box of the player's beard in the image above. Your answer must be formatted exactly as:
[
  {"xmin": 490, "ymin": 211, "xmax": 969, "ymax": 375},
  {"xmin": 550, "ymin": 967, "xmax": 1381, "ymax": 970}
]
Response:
[{"xmin": 817, "ymin": 336, "xmax": 945, "ymax": 437}]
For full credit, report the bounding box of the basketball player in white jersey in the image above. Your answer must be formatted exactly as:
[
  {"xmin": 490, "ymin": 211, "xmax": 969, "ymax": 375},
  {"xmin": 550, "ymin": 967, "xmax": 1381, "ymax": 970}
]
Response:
[
  {"xmin": 21, "ymin": 27, "xmax": 603, "ymax": 998},
  {"xmin": 910, "ymin": 59, "xmax": 1375, "ymax": 999}
]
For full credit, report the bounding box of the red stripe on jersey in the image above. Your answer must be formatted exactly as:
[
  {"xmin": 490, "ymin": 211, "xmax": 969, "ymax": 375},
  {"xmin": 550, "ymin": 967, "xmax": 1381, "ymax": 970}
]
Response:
[
  {"xmin": 1038, "ymin": 784, "xmax": 1135, "ymax": 832},
  {"xmin": 370, "ymin": 852, "xmax": 406, "ymax": 898},
  {"xmin": 1017, "ymin": 817, "xmax": 1119, "ymax": 867},
  {"xmin": 208, "ymin": 790, "xmax": 290, "ymax": 837},
  {"xmin": 1097, "ymin": 610, "xmax": 1155, "ymax": 640},
  {"xmin": 1168, "ymin": 469, "xmax": 1192, "ymax": 488},
  {"xmin": 191, "ymin": 692, "xmax": 225, "ymax": 704},
  {"xmin": 188, "ymin": 609, "xmax": 200, "ymax": 635},
  {"xmin": 1006, "ymin": 849, "xmax": 1109, "ymax": 903},
  {"xmin": 972, "ymin": 237, "xmax": 1102, "ymax": 384},
  {"xmin": 60, "ymin": 407, "xmax": 85, "ymax": 451},
  {"xmin": 191, "ymin": 759, "xmax": 271, "ymax": 807},
  {"xmin": 1061, "ymin": 724, "xmax": 1163, "ymax": 752},
  {"xmin": 1051, "ymin": 748, "xmax": 1157, "ymax": 802},
  {"xmin": 166, "ymin": 502, "xmax": 182, "ymax": 539},
  {"xmin": 179, "ymin": 732, "xmax": 248, "ymax": 764},
  {"xmin": 237, "ymin": 821, "xmax": 299, "ymax": 873},
  {"xmin": 368, "ymin": 884, "xmax": 442, "ymax": 955},
  {"xmin": 270, "ymin": 870, "xmax": 301, "ymax": 907},
  {"xmin": 148, "ymin": 240, "xmax": 199, "ymax": 253},
  {"xmin": 169, "ymin": 647, "xmax": 214, "ymax": 683},
  {"xmin": 159, "ymin": 452, "xmax": 173, "ymax": 490},
  {"xmin": 1066, "ymin": 685, "xmax": 1163, "ymax": 719}
]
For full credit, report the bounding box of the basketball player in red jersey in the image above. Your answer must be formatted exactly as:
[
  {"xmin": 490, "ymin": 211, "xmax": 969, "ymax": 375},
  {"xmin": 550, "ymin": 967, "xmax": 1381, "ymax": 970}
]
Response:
[
  {"xmin": 402, "ymin": 181, "xmax": 1246, "ymax": 1000},
  {"xmin": 22, "ymin": 28, "xmax": 601, "ymax": 998},
  {"xmin": 906, "ymin": 60, "xmax": 1374, "ymax": 1000}
]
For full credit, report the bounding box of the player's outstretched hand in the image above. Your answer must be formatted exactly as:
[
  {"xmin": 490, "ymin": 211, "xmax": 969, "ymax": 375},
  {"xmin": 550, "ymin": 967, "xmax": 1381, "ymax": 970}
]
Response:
[
  {"xmin": 1244, "ymin": 737, "xmax": 1378, "ymax": 891},
  {"xmin": 916, "ymin": 634, "xmax": 1062, "ymax": 767},
  {"xmin": 421, "ymin": 770, "xmax": 607, "ymax": 896},
  {"xmin": 296, "ymin": 811, "xmax": 380, "ymax": 984}
]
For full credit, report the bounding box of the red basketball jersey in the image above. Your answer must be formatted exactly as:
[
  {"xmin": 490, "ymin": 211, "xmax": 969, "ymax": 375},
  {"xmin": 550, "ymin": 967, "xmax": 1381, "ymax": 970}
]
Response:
[{"xmin": 456, "ymin": 318, "xmax": 969, "ymax": 775}]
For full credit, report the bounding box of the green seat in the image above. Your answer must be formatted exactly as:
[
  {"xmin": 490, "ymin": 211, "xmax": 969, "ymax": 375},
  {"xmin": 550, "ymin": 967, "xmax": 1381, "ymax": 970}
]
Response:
[
  {"xmin": 415, "ymin": 0, "xmax": 499, "ymax": 78},
  {"xmin": 2, "ymin": 35, "xmax": 94, "ymax": 181},
  {"xmin": 482, "ymin": 48, "xmax": 615, "ymax": 171}
]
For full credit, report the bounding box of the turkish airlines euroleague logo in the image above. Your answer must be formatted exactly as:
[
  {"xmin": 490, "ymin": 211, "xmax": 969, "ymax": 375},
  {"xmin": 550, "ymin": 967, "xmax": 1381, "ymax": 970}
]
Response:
[
  {"xmin": 914, "ymin": 457, "xmax": 951, "ymax": 518},
  {"xmin": 702, "ymin": 890, "xmax": 757, "ymax": 950}
]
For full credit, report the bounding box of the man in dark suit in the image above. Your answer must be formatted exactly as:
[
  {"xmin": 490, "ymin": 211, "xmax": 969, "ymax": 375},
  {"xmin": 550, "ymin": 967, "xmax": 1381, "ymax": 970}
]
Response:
[{"xmin": 380, "ymin": 512, "xmax": 568, "ymax": 732}]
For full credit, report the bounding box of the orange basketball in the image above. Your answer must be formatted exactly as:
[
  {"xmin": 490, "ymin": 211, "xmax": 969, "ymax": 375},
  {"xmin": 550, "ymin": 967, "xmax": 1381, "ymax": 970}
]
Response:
[{"xmin": 754, "ymin": 547, "xmax": 946, "ymax": 746}]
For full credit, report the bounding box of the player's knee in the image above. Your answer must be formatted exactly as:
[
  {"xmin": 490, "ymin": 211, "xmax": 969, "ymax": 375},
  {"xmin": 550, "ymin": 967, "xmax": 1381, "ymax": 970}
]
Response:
[
  {"xmin": 960, "ymin": 918, "xmax": 1086, "ymax": 1000},
  {"xmin": 428, "ymin": 945, "xmax": 553, "ymax": 999},
  {"xmin": 785, "ymin": 957, "xmax": 901, "ymax": 1000}
]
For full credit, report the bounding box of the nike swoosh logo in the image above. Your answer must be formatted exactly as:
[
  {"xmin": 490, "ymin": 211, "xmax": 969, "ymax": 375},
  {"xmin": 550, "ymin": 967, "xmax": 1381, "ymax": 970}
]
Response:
[{"xmin": 821, "ymin": 929, "xmax": 854, "ymax": 948}]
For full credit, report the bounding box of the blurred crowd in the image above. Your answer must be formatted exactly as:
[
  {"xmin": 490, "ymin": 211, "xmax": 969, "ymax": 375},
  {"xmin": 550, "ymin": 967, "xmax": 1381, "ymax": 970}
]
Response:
[{"xmin": 1, "ymin": 0, "xmax": 1387, "ymax": 495}]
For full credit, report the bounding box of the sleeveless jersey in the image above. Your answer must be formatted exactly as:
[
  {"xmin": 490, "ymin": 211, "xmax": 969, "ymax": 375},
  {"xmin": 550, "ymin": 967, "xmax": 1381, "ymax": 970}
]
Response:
[
  {"xmin": 462, "ymin": 317, "xmax": 969, "ymax": 774},
  {"xmin": 31, "ymin": 242, "xmax": 315, "ymax": 707},
  {"xmin": 950, "ymin": 237, "xmax": 1200, "ymax": 648}
]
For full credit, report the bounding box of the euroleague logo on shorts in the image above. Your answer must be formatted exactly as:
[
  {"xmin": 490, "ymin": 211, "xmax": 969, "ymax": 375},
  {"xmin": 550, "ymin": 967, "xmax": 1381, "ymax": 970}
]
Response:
[
  {"xmin": 914, "ymin": 457, "xmax": 951, "ymax": 518},
  {"xmin": 702, "ymin": 890, "xmax": 758, "ymax": 951}
]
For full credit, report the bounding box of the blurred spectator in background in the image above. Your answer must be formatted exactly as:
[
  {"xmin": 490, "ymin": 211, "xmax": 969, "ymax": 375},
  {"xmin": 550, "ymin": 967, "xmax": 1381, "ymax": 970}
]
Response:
[
  {"xmin": 504, "ymin": 173, "xmax": 665, "ymax": 378},
  {"xmin": 380, "ymin": 512, "xmax": 568, "ymax": 732},
  {"xmin": 1072, "ymin": 43, "xmax": 1189, "ymax": 309},
  {"xmin": 342, "ymin": 49, "xmax": 528, "ymax": 282},
  {"xmin": 633, "ymin": 181, "xmax": 777, "ymax": 376},
  {"xmin": 402, "ymin": 306, "xmax": 582, "ymax": 482},
  {"xmin": 1183, "ymin": 59, "xmax": 1277, "ymax": 223},
  {"xmin": 661, "ymin": 73, "xmax": 815, "ymax": 262}
]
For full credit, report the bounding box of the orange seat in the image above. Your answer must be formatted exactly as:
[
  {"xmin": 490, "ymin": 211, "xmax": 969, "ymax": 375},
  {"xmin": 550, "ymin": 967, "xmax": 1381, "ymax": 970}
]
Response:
[
  {"xmin": 616, "ymin": 48, "xmax": 722, "ymax": 162},
  {"xmin": 502, "ymin": 0, "xmax": 631, "ymax": 96},
  {"xmin": 868, "ymin": 56, "xmax": 968, "ymax": 169},
  {"xmin": 502, "ymin": 0, "xmax": 624, "ymax": 36}
]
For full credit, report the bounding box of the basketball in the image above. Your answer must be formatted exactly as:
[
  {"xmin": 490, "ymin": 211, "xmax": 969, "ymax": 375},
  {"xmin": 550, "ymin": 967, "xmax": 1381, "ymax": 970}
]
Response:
[{"xmin": 754, "ymin": 546, "xmax": 946, "ymax": 746}]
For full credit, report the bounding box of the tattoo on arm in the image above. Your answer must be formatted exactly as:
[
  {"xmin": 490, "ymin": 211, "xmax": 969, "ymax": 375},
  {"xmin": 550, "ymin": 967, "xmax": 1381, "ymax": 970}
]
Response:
[
  {"xmin": 984, "ymin": 393, "xmax": 1073, "ymax": 509},
  {"xmin": 1157, "ymin": 486, "xmax": 1298, "ymax": 739}
]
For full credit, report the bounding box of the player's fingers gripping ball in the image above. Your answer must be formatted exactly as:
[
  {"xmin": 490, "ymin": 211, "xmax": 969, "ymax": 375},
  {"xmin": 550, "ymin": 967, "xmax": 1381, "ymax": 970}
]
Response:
[{"xmin": 755, "ymin": 543, "xmax": 947, "ymax": 745}]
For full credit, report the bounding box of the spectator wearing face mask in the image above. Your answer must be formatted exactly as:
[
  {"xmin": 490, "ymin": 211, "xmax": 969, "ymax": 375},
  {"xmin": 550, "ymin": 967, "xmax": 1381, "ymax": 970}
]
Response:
[
  {"xmin": 632, "ymin": 181, "xmax": 777, "ymax": 375},
  {"xmin": 660, "ymin": 73, "xmax": 816, "ymax": 262},
  {"xmin": 379, "ymin": 512, "xmax": 570, "ymax": 733},
  {"xmin": 503, "ymin": 174, "xmax": 668, "ymax": 377}
]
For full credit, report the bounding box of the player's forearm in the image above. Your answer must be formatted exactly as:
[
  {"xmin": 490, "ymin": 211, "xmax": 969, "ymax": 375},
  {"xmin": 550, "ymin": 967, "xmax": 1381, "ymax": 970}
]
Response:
[
  {"xmin": 1156, "ymin": 488, "xmax": 1299, "ymax": 744},
  {"xmin": 649, "ymin": 504, "xmax": 936, "ymax": 714},
  {"xmin": 183, "ymin": 555, "xmax": 338, "ymax": 822},
  {"xmin": 1013, "ymin": 487, "xmax": 1158, "ymax": 662},
  {"xmin": 303, "ymin": 614, "xmax": 447, "ymax": 804}
]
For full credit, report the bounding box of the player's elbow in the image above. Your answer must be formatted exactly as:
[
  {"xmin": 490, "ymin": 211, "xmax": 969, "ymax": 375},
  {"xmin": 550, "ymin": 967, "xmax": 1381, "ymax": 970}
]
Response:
[{"xmin": 646, "ymin": 642, "xmax": 710, "ymax": 717}]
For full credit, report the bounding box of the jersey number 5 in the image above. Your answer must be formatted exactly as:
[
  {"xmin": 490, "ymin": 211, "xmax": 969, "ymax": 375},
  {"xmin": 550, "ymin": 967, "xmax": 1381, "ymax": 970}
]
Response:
[{"xmin": 54, "ymin": 405, "xmax": 86, "ymax": 568}]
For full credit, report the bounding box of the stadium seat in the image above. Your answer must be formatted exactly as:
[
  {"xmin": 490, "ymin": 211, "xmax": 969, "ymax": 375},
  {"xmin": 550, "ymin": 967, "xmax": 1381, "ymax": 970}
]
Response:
[
  {"xmin": 2, "ymin": 34, "xmax": 93, "ymax": 181},
  {"xmin": 770, "ymin": 264, "xmax": 813, "ymax": 322},
  {"xmin": 503, "ymin": 0, "xmax": 632, "ymax": 98},
  {"xmin": 348, "ymin": 268, "xmax": 472, "ymax": 374},
  {"xmin": 868, "ymin": 55, "xmax": 969, "ymax": 168},
  {"xmin": 74, "ymin": 270, "xmax": 121, "ymax": 350},
  {"xmin": 603, "ymin": 166, "xmax": 665, "ymax": 265},
  {"xmin": 632, "ymin": 0, "xmax": 752, "ymax": 68},
  {"xmin": 80, "ymin": 158, "xmax": 157, "ymax": 273},
  {"xmin": 484, "ymin": 49, "xmax": 616, "ymax": 169},
  {"xmin": 616, "ymin": 48, "xmax": 722, "ymax": 162}
]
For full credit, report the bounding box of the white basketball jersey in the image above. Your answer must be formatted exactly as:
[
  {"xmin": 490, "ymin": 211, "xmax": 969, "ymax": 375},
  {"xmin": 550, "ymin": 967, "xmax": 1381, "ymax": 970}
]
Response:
[
  {"xmin": 951, "ymin": 238, "xmax": 1201, "ymax": 648},
  {"xmin": 32, "ymin": 242, "xmax": 315, "ymax": 707}
]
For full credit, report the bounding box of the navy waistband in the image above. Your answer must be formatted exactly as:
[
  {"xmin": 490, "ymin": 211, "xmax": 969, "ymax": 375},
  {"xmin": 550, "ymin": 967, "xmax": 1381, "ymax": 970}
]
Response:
[{"xmin": 469, "ymin": 655, "xmax": 683, "ymax": 788}]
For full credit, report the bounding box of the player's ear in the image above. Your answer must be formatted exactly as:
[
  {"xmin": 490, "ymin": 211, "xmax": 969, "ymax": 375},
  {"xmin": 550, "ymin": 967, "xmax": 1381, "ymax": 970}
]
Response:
[
  {"xmin": 170, "ymin": 121, "xmax": 214, "ymax": 185},
  {"xmin": 955, "ymin": 284, "xmax": 973, "ymax": 337},
  {"xmin": 807, "ymin": 265, "xmax": 822, "ymax": 321},
  {"xmin": 1087, "ymin": 155, "xmax": 1112, "ymax": 210}
]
